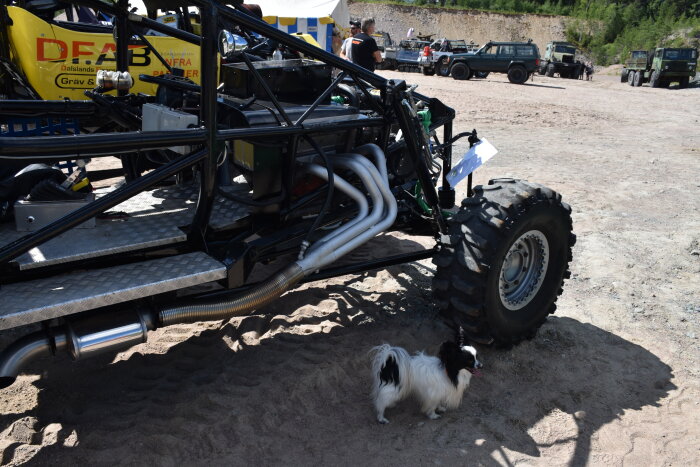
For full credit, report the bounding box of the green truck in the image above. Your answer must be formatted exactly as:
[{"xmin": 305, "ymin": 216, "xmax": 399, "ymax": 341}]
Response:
[
  {"xmin": 537, "ymin": 41, "xmax": 584, "ymax": 79},
  {"xmin": 621, "ymin": 48, "xmax": 697, "ymax": 88}
]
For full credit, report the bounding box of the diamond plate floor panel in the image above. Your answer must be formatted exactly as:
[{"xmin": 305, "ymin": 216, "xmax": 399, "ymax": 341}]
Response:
[
  {"xmin": 0, "ymin": 182, "xmax": 251, "ymax": 270},
  {"xmin": 0, "ymin": 252, "xmax": 226, "ymax": 330}
]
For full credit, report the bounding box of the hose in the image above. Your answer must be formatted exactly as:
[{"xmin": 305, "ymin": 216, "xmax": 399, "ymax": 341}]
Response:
[{"xmin": 159, "ymin": 263, "xmax": 305, "ymax": 326}]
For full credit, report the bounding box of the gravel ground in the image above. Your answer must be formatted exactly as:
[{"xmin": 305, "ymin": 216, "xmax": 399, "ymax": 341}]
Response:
[{"xmin": 0, "ymin": 70, "xmax": 698, "ymax": 466}]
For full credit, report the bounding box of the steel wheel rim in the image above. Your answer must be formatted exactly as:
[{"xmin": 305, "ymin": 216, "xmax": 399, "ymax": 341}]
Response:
[{"xmin": 498, "ymin": 230, "xmax": 549, "ymax": 310}]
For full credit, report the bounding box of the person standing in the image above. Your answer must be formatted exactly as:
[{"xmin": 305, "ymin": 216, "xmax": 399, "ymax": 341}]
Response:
[
  {"xmin": 351, "ymin": 18, "xmax": 382, "ymax": 72},
  {"xmin": 340, "ymin": 21, "xmax": 360, "ymax": 62}
]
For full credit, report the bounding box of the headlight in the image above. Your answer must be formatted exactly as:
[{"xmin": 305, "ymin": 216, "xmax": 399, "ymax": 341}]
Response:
[
  {"xmin": 690, "ymin": 63, "xmax": 696, "ymax": 69},
  {"xmin": 664, "ymin": 65, "xmax": 669, "ymax": 70}
]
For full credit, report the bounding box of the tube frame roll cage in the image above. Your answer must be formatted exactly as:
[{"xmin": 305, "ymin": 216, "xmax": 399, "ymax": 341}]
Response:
[{"xmin": 0, "ymin": 0, "xmax": 457, "ymax": 285}]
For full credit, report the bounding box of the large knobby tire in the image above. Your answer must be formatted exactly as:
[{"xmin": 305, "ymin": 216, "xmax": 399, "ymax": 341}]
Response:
[
  {"xmin": 628, "ymin": 70, "xmax": 636, "ymax": 86},
  {"xmin": 451, "ymin": 62, "xmax": 471, "ymax": 80},
  {"xmin": 620, "ymin": 68, "xmax": 629, "ymax": 83},
  {"xmin": 633, "ymin": 70, "xmax": 644, "ymax": 87},
  {"xmin": 433, "ymin": 179, "xmax": 575, "ymax": 346},
  {"xmin": 650, "ymin": 70, "xmax": 660, "ymax": 88},
  {"xmin": 436, "ymin": 58, "xmax": 450, "ymax": 77},
  {"xmin": 678, "ymin": 77, "xmax": 689, "ymax": 89},
  {"xmin": 507, "ymin": 66, "xmax": 528, "ymax": 84},
  {"xmin": 546, "ymin": 64, "xmax": 555, "ymax": 77}
]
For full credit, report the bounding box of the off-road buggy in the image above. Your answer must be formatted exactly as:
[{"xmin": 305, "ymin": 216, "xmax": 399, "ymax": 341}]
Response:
[{"xmin": 0, "ymin": 0, "xmax": 574, "ymax": 388}]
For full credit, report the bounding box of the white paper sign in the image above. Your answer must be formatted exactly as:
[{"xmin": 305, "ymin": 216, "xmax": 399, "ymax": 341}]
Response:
[{"xmin": 445, "ymin": 138, "xmax": 498, "ymax": 187}]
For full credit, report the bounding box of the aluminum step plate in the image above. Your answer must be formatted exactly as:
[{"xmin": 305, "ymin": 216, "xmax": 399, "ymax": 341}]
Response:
[
  {"xmin": 0, "ymin": 252, "xmax": 226, "ymax": 330},
  {"xmin": 0, "ymin": 183, "xmax": 250, "ymax": 270}
]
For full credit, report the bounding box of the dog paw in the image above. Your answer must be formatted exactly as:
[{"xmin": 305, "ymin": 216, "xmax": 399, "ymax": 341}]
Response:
[
  {"xmin": 427, "ymin": 412, "xmax": 441, "ymax": 420},
  {"xmin": 436, "ymin": 406, "xmax": 447, "ymax": 413},
  {"xmin": 377, "ymin": 416, "xmax": 389, "ymax": 424}
]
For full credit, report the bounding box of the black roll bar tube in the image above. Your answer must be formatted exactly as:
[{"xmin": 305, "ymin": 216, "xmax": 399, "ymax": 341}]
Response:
[
  {"xmin": 188, "ymin": 3, "xmax": 218, "ymax": 248},
  {"xmin": 0, "ymin": 117, "xmax": 386, "ymax": 159}
]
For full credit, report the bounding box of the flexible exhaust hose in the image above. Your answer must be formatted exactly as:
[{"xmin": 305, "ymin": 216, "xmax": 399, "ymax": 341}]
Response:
[{"xmin": 158, "ymin": 263, "xmax": 305, "ymax": 326}]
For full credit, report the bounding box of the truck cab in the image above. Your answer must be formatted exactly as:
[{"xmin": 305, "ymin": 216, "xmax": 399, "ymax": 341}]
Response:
[{"xmin": 538, "ymin": 41, "xmax": 583, "ymax": 79}]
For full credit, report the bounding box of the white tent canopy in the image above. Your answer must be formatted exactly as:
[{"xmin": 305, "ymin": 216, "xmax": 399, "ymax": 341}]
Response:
[
  {"xmin": 254, "ymin": 0, "xmax": 349, "ymax": 52},
  {"xmin": 254, "ymin": 0, "xmax": 349, "ymax": 26}
]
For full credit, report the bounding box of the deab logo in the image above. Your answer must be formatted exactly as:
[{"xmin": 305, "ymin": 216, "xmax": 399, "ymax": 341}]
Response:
[{"xmin": 36, "ymin": 38, "xmax": 152, "ymax": 67}]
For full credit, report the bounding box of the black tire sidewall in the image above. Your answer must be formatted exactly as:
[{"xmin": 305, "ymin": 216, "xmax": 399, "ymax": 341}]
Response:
[
  {"xmin": 483, "ymin": 203, "xmax": 570, "ymax": 339},
  {"xmin": 452, "ymin": 63, "xmax": 469, "ymax": 80},
  {"xmin": 508, "ymin": 66, "xmax": 527, "ymax": 84},
  {"xmin": 438, "ymin": 58, "xmax": 449, "ymax": 76}
]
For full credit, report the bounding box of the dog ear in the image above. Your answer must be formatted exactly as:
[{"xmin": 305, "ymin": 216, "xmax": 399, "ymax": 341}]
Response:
[{"xmin": 439, "ymin": 341, "xmax": 458, "ymax": 363}]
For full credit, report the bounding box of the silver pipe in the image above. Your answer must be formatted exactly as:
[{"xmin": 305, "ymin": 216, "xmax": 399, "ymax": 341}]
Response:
[
  {"xmin": 66, "ymin": 310, "xmax": 155, "ymax": 359},
  {"xmin": 159, "ymin": 263, "xmax": 305, "ymax": 325},
  {"xmin": 354, "ymin": 144, "xmax": 389, "ymax": 185},
  {"xmin": 303, "ymin": 163, "xmax": 368, "ymax": 247},
  {"xmin": 314, "ymin": 154, "xmax": 397, "ymax": 263},
  {"xmin": 0, "ymin": 309, "xmax": 154, "ymax": 387},
  {"xmin": 301, "ymin": 152, "xmax": 397, "ymax": 269},
  {"xmin": 0, "ymin": 329, "xmax": 67, "ymax": 389},
  {"xmin": 308, "ymin": 155, "xmax": 383, "ymax": 248},
  {"xmin": 299, "ymin": 156, "xmax": 385, "ymax": 272}
]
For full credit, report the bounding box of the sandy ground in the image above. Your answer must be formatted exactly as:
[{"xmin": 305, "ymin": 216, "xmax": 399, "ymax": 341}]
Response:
[{"xmin": 1, "ymin": 71, "xmax": 699, "ymax": 466}]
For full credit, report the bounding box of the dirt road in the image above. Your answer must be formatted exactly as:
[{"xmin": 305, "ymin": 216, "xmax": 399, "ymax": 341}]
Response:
[{"xmin": 1, "ymin": 72, "xmax": 698, "ymax": 466}]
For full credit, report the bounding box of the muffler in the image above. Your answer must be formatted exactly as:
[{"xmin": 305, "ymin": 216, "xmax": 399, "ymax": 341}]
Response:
[{"xmin": 0, "ymin": 308, "xmax": 155, "ymax": 388}]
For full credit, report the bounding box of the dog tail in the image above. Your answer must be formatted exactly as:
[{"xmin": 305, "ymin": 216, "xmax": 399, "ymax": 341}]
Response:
[{"xmin": 369, "ymin": 344, "xmax": 411, "ymax": 390}]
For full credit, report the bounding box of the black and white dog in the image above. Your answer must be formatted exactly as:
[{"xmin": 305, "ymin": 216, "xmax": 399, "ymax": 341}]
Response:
[{"xmin": 370, "ymin": 330, "xmax": 482, "ymax": 423}]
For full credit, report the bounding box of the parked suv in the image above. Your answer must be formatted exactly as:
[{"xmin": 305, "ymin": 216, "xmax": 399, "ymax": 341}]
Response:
[{"xmin": 446, "ymin": 40, "xmax": 540, "ymax": 84}]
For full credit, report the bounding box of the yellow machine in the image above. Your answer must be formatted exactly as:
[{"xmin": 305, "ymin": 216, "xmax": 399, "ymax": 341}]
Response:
[
  {"xmin": 3, "ymin": 6, "xmax": 202, "ymax": 100},
  {"xmin": 1, "ymin": 6, "xmax": 328, "ymax": 101}
]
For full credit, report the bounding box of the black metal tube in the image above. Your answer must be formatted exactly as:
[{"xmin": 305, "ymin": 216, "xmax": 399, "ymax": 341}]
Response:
[
  {"xmin": 127, "ymin": 12, "xmax": 202, "ymax": 45},
  {"xmin": 302, "ymin": 248, "xmax": 437, "ymax": 283},
  {"xmin": 139, "ymin": 74, "xmax": 201, "ymax": 93},
  {"xmin": 0, "ymin": 118, "xmax": 386, "ymax": 158},
  {"xmin": 114, "ymin": 0, "xmax": 129, "ymax": 77},
  {"xmin": 0, "ymin": 100, "xmax": 98, "ymax": 117},
  {"xmin": 0, "ymin": 129, "xmax": 207, "ymax": 157},
  {"xmin": 350, "ymin": 75, "xmax": 384, "ymax": 114},
  {"xmin": 441, "ymin": 119, "xmax": 453, "ymax": 189},
  {"xmin": 392, "ymin": 96, "xmax": 447, "ymax": 233},
  {"xmin": 239, "ymin": 51, "xmax": 292, "ymax": 126},
  {"xmin": 135, "ymin": 32, "xmax": 174, "ymax": 74},
  {"xmin": 188, "ymin": 4, "xmax": 218, "ymax": 247},
  {"xmin": 294, "ymin": 72, "xmax": 346, "ymax": 126},
  {"xmin": 0, "ymin": 149, "xmax": 208, "ymax": 265}
]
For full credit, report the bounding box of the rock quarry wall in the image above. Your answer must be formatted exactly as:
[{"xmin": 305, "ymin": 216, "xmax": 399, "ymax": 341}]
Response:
[{"xmin": 347, "ymin": 2, "xmax": 571, "ymax": 50}]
